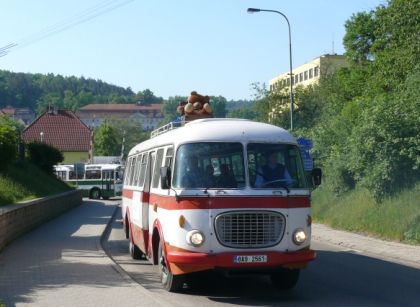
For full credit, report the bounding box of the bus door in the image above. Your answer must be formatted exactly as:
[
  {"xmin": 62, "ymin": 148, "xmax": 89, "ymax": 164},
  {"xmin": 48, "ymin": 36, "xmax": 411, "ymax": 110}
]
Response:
[
  {"xmin": 102, "ymin": 170, "xmax": 113, "ymax": 196},
  {"xmin": 141, "ymin": 151, "xmax": 155, "ymax": 252}
]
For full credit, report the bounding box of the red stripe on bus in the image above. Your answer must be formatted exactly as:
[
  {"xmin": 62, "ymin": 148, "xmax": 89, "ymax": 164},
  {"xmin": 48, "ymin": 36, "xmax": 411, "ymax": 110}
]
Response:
[
  {"xmin": 123, "ymin": 189, "xmax": 310, "ymax": 209},
  {"xmin": 151, "ymin": 194, "xmax": 309, "ymax": 210},
  {"xmin": 122, "ymin": 189, "xmax": 133, "ymax": 198}
]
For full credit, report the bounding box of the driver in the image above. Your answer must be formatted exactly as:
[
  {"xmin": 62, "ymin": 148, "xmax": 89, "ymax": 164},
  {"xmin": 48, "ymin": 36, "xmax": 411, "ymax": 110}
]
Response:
[
  {"xmin": 181, "ymin": 155, "xmax": 204, "ymax": 188},
  {"xmin": 254, "ymin": 151, "xmax": 292, "ymax": 188}
]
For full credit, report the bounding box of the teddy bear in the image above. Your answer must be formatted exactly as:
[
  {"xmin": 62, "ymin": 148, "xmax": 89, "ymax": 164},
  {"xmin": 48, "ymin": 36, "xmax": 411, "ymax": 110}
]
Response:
[{"xmin": 177, "ymin": 91, "xmax": 213, "ymax": 118}]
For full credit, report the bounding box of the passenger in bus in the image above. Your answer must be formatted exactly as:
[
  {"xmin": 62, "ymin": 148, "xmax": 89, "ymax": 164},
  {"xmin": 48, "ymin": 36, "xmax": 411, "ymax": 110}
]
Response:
[
  {"xmin": 203, "ymin": 164, "xmax": 216, "ymax": 187},
  {"xmin": 216, "ymin": 164, "xmax": 237, "ymax": 188},
  {"xmin": 254, "ymin": 152, "xmax": 292, "ymax": 188},
  {"xmin": 181, "ymin": 155, "xmax": 204, "ymax": 188}
]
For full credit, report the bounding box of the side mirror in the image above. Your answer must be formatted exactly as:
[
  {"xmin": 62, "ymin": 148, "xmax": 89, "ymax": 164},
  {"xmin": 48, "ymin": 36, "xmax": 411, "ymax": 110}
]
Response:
[
  {"xmin": 160, "ymin": 166, "xmax": 171, "ymax": 189},
  {"xmin": 312, "ymin": 168, "xmax": 322, "ymax": 187}
]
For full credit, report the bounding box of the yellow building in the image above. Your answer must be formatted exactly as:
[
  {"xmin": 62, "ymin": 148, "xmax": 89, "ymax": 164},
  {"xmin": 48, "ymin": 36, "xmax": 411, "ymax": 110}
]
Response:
[{"xmin": 269, "ymin": 54, "xmax": 347, "ymax": 91}]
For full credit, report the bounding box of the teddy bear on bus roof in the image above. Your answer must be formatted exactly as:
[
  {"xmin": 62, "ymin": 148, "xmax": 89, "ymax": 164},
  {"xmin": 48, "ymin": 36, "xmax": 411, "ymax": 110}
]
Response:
[{"xmin": 177, "ymin": 91, "xmax": 213, "ymax": 118}]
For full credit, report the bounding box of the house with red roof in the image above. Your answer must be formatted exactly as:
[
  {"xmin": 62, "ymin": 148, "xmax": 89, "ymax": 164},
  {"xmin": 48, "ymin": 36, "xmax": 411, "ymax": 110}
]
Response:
[
  {"xmin": 0, "ymin": 106, "xmax": 35, "ymax": 126},
  {"xmin": 76, "ymin": 103, "xmax": 163, "ymax": 130},
  {"xmin": 22, "ymin": 109, "xmax": 92, "ymax": 164}
]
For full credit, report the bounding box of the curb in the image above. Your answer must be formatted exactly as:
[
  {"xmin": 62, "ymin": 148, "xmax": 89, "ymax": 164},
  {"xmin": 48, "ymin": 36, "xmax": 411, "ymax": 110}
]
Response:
[
  {"xmin": 312, "ymin": 223, "xmax": 420, "ymax": 269},
  {"xmin": 99, "ymin": 202, "xmax": 173, "ymax": 307}
]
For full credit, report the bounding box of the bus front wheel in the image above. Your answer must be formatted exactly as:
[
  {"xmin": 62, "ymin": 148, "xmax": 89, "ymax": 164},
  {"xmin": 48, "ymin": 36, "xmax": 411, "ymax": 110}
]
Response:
[
  {"xmin": 89, "ymin": 188, "xmax": 101, "ymax": 200},
  {"xmin": 270, "ymin": 268, "xmax": 300, "ymax": 290},
  {"xmin": 158, "ymin": 241, "xmax": 185, "ymax": 292}
]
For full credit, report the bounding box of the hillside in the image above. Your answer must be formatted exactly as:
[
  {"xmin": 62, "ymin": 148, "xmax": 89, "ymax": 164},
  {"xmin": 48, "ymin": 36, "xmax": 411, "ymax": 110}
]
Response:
[
  {"xmin": 0, "ymin": 70, "xmax": 162, "ymax": 114},
  {"xmin": 0, "ymin": 162, "xmax": 72, "ymax": 206}
]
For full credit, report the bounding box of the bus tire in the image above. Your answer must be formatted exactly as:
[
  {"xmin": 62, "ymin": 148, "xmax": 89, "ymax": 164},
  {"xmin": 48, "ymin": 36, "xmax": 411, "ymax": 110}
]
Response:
[
  {"xmin": 158, "ymin": 240, "xmax": 184, "ymax": 292},
  {"xmin": 270, "ymin": 268, "xmax": 300, "ymax": 290},
  {"xmin": 129, "ymin": 226, "xmax": 143, "ymax": 260},
  {"xmin": 89, "ymin": 188, "xmax": 101, "ymax": 200}
]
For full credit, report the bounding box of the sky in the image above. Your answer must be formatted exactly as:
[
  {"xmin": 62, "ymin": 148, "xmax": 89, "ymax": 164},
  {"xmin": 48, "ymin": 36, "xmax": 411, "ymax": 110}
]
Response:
[{"xmin": 0, "ymin": 0, "xmax": 385, "ymax": 100}]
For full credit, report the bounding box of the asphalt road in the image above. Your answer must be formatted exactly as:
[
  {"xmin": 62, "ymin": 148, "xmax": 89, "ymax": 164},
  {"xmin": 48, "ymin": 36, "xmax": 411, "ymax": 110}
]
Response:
[{"xmin": 103, "ymin": 208, "xmax": 420, "ymax": 307}]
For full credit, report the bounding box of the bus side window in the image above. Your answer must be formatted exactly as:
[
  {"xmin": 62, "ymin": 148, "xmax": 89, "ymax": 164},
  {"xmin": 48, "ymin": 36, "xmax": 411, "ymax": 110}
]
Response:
[
  {"xmin": 152, "ymin": 148, "xmax": 165, "ymax": 189},
  {"xmin": 138, "ymin": 154, "xmax": 148, "ymax": 188},
  {"xmin": 133, "ymin": 154, "xmax": 142, "ymax": 186},
  {"xmin": 86, "ymin": 170, "xmax": 101, "ymax": 179},
  {"xmin": 164, "ymin": 146, "xmax": 174, "ymax": 168},
  {"xmin": 129, "ymin": 156, "xmax": 137, "ymax": 186},
  {"xmin": 124, "ymin": 157, "xmax": 132, "ymax": 185}
]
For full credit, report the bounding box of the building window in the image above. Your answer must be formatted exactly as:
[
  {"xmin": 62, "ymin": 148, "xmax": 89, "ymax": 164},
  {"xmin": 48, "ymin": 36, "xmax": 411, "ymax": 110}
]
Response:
[
  {"xmin": 295, "ymin": 75, "xmax": 298, "ymax": 84},
  {"xmin": 270, "ymin": 84, "xmax": 274, "ymax": 91},
  {"xmin": 304, "ymin": 71, "xmax": 308, "ymax": 81},
  {"xmin": 314, "ymin": 66, "xmax": 319, "ymax": 77},
  {"xmin": 309, "ymin": 68, "xmax": 313, "ymax": 79},
  {"xmin": 299, "ymin": 72, "xmax": 303, "ymax": 82},
  {"xmin": 286, "ymin": 78, "xmax": 290, "ymax": 86}
]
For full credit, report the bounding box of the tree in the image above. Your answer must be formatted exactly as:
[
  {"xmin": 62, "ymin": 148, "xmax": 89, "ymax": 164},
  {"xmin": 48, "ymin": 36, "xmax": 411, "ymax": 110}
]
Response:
[
  {"xmin": 343, "ymin": 11, "xmax": 377, "ymax": 64},
  {"xmin": 0, "ymin": 115, "xmax": 19, "ymax": 170},
  {"xmin": 347, "ymin": 68, "xmax": 420, "ymax": 200},
  {"xmin": 0, "ymin": 69, "xmax": 136, "ymax": 112},
  {"xmin": 27, "ymin": 142, "xmax": 64, "ymax": 175},
  {"xmin": 228, "ymin": 108, "xmax": 256, "ymax": 120},
  {"xmin": 93, "ymin": 121, "xmax": 120, "ymax": 156},
  {"xmin": 159, "ymin": 96, "xmax": 187, "ymax": 125},
  {"xmin": 106, "ymin": 118, "xmax": 149, "ymax": 157},
  {"xmin": 135, "ymin": 89, "xmax": 163, "ymax": 105},
  {"xmin": 209, "ymin": 96, "xmax": 227, "ymax": 118}
]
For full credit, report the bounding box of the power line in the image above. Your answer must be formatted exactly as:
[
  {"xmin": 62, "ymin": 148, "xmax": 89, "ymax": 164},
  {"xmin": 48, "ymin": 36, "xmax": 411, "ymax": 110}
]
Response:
[{"xmin": 0, "ymin": 0, "xmax": 134, "ymax": 58}]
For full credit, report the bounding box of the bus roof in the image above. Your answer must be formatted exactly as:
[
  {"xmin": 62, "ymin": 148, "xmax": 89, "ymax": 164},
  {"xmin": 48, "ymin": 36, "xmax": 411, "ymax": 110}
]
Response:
[{"xmin": 128, "ymin": 118, "xmax": 297, "ymax": 156}]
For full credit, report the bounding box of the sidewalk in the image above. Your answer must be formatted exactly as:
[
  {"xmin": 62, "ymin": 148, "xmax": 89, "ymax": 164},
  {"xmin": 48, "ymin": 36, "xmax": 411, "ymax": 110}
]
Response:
[
  {"xmin": 0, "ymin": 200, "xmax": 163, "ymax": 307},
  {"xmin": 312, "ymin": 223, "xmax": 420, "ymax": 269}
]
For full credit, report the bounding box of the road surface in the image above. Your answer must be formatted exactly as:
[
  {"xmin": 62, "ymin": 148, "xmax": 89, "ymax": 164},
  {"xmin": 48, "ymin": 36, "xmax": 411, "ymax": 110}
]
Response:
[
  {"xmin": 104, "ymin": 207, "xmax": 420, "ymax": 307},
  {"xmin": 1, "ymin": 199, "xmax": 419, "ymax": 306}
]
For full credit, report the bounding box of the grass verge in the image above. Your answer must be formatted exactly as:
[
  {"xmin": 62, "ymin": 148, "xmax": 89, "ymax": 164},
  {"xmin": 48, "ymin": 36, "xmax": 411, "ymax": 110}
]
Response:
[
  {"xmin": 0, "ymin": 162, "xmax": 72, "ymax": 207},
  {"xmin": 312, "ymin": 184, "xmax": 420, "ymax": 244}
]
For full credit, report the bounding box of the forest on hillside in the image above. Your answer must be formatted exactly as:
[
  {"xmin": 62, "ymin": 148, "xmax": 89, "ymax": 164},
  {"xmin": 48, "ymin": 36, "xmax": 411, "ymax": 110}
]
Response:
[
  {"xmin": 0, "ymin": 69, "xmax": 252, "ymax": 117},
  {"xmin": 0, "ymin": 70, "xmax": 163, "ymax": 114}
]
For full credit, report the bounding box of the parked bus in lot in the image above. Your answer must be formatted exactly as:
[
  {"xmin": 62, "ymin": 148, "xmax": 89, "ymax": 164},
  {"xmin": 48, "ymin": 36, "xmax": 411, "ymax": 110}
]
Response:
[
  {"xmin": 54, "ymin": 164, "xmax": 123, "ymax": 199},
  {"xmin": 122, "ymin": 119, "xmax": 321, "ymax": 292}
]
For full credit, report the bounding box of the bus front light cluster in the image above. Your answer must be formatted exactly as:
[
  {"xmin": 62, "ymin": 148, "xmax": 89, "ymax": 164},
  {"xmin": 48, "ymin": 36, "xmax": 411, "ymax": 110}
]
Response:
[
  {"xmin": 186, "ymin": 230, "xmax": 205, "ymax": 247},
  {"xmin": 292, "ymin": 228, "xmax": 307, "ymax": 245}
]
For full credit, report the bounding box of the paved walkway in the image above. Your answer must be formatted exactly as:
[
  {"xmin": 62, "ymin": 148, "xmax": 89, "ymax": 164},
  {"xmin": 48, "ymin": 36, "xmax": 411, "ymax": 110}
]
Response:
[
  {"xmin": 312, "ymin": 223, "xmax": 420, "ymax": 269},
  {"xmin": 0, "ymin": 200, "xmax": 162, "ymax": 307}
]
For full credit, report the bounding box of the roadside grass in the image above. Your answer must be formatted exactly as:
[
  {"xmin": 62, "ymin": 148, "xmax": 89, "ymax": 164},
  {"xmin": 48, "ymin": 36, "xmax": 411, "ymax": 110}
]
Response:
[
  {"xmin": 0, "ymin": 162, "xmax": 72, "ymax": 207},
  {"xmin": 312, "ymin": 184, "xmax": 420, "ymax": 244}
]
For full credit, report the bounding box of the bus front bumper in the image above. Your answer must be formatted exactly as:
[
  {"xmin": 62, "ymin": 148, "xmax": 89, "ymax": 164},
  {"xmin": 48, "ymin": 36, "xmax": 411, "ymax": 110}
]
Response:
[{"xmin": 166, "ymin": 248, "xmax": 316, "ymax": 275}]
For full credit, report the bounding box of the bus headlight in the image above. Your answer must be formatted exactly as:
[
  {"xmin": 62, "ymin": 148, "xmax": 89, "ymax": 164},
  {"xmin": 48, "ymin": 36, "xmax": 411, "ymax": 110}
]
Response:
[
  {"xmin": 293, "ymin": 229, "xmax": 307, "ymax": 245},
  {"xmin": 186, "ymin": 230, "xmax": 205, "ymax": 247}
]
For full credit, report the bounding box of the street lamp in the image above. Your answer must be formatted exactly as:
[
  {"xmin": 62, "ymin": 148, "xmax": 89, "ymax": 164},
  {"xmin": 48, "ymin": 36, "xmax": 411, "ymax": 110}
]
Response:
[
  {"xmin": 247, "ymin": 8, "xmax": 295, "ymax": 131},
  {"xmin": 40, "ymin": 131, "xmax": 44, "ymax": 142}
]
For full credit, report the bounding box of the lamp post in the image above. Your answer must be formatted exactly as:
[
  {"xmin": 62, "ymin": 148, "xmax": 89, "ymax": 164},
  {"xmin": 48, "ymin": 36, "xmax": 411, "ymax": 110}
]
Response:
[
  {"xmin": 247, "ymin": 8, "xmax": 295, "ymax": 131},
  {"xmin": 40, "ymin": 131, "xmax": 44, "ymax": 142}
]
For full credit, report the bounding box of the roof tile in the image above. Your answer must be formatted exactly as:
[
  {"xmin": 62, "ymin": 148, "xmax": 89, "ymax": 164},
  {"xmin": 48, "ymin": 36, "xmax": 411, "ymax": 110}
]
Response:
[{"xmin": 22, "ymin": 110, "xmax": 91, "ymax": 152}]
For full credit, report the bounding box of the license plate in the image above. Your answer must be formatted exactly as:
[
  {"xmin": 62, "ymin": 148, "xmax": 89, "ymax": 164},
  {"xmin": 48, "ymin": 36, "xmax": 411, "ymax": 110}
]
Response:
[{"xmin": 233, "ymin": 255, "xmax": 267, "ymax": 263}]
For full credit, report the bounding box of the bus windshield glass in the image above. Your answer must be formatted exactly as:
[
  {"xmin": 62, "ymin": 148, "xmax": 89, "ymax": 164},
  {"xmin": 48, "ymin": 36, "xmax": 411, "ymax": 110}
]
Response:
[
  {"xmin": 247, "ymin": 143, "xmax": 307, "ymax": 189},
  {"xmin": 173, "ymin": 142, "xmax": 245, "ymax": 189}
]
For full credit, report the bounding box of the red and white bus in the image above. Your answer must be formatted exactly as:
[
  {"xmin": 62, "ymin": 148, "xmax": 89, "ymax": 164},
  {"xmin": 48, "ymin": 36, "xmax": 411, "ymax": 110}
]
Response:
[{"xmin": 122, "ymin": 118, "xmax": 320, "ymax": 291}]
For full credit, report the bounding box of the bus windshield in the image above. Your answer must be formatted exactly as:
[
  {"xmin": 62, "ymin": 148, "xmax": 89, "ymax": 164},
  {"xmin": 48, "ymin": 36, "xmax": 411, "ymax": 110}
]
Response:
[
  {"xmin": 247, "ymin": 143, "xmax": 307, "ymax": 189},
  {"xmin": 173, "ymin": 142, "xmax": 245, "ymax": 189}
]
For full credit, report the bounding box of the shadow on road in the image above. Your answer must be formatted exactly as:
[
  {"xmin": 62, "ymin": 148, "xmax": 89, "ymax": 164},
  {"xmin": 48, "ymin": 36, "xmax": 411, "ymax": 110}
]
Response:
[{"xmin": 105, "ymin": 209, "xmax": 420, "ymax": 306}]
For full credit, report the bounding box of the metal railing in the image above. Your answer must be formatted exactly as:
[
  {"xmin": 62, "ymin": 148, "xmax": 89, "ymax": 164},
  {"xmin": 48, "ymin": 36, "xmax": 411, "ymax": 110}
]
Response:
[{"xmin": 150, "ymin": 121, "xmax": 183, "ymax": 138}]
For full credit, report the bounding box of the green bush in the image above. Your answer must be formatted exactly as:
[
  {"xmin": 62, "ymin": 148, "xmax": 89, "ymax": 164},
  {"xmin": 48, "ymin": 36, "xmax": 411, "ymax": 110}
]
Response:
[
  {"xmin": 27, "ymin": 143, "xmax": 64, "ymax": 175},
  {"xmin": 0, "ymin": 115, "xmax": 19, "ymax": 170}
]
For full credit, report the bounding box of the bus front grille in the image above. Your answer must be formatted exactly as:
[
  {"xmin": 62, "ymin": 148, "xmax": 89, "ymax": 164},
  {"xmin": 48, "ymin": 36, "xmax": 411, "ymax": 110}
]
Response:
[{"xmin": 214, "ymin": 211, "xmax": 285, "ymax": 248}]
